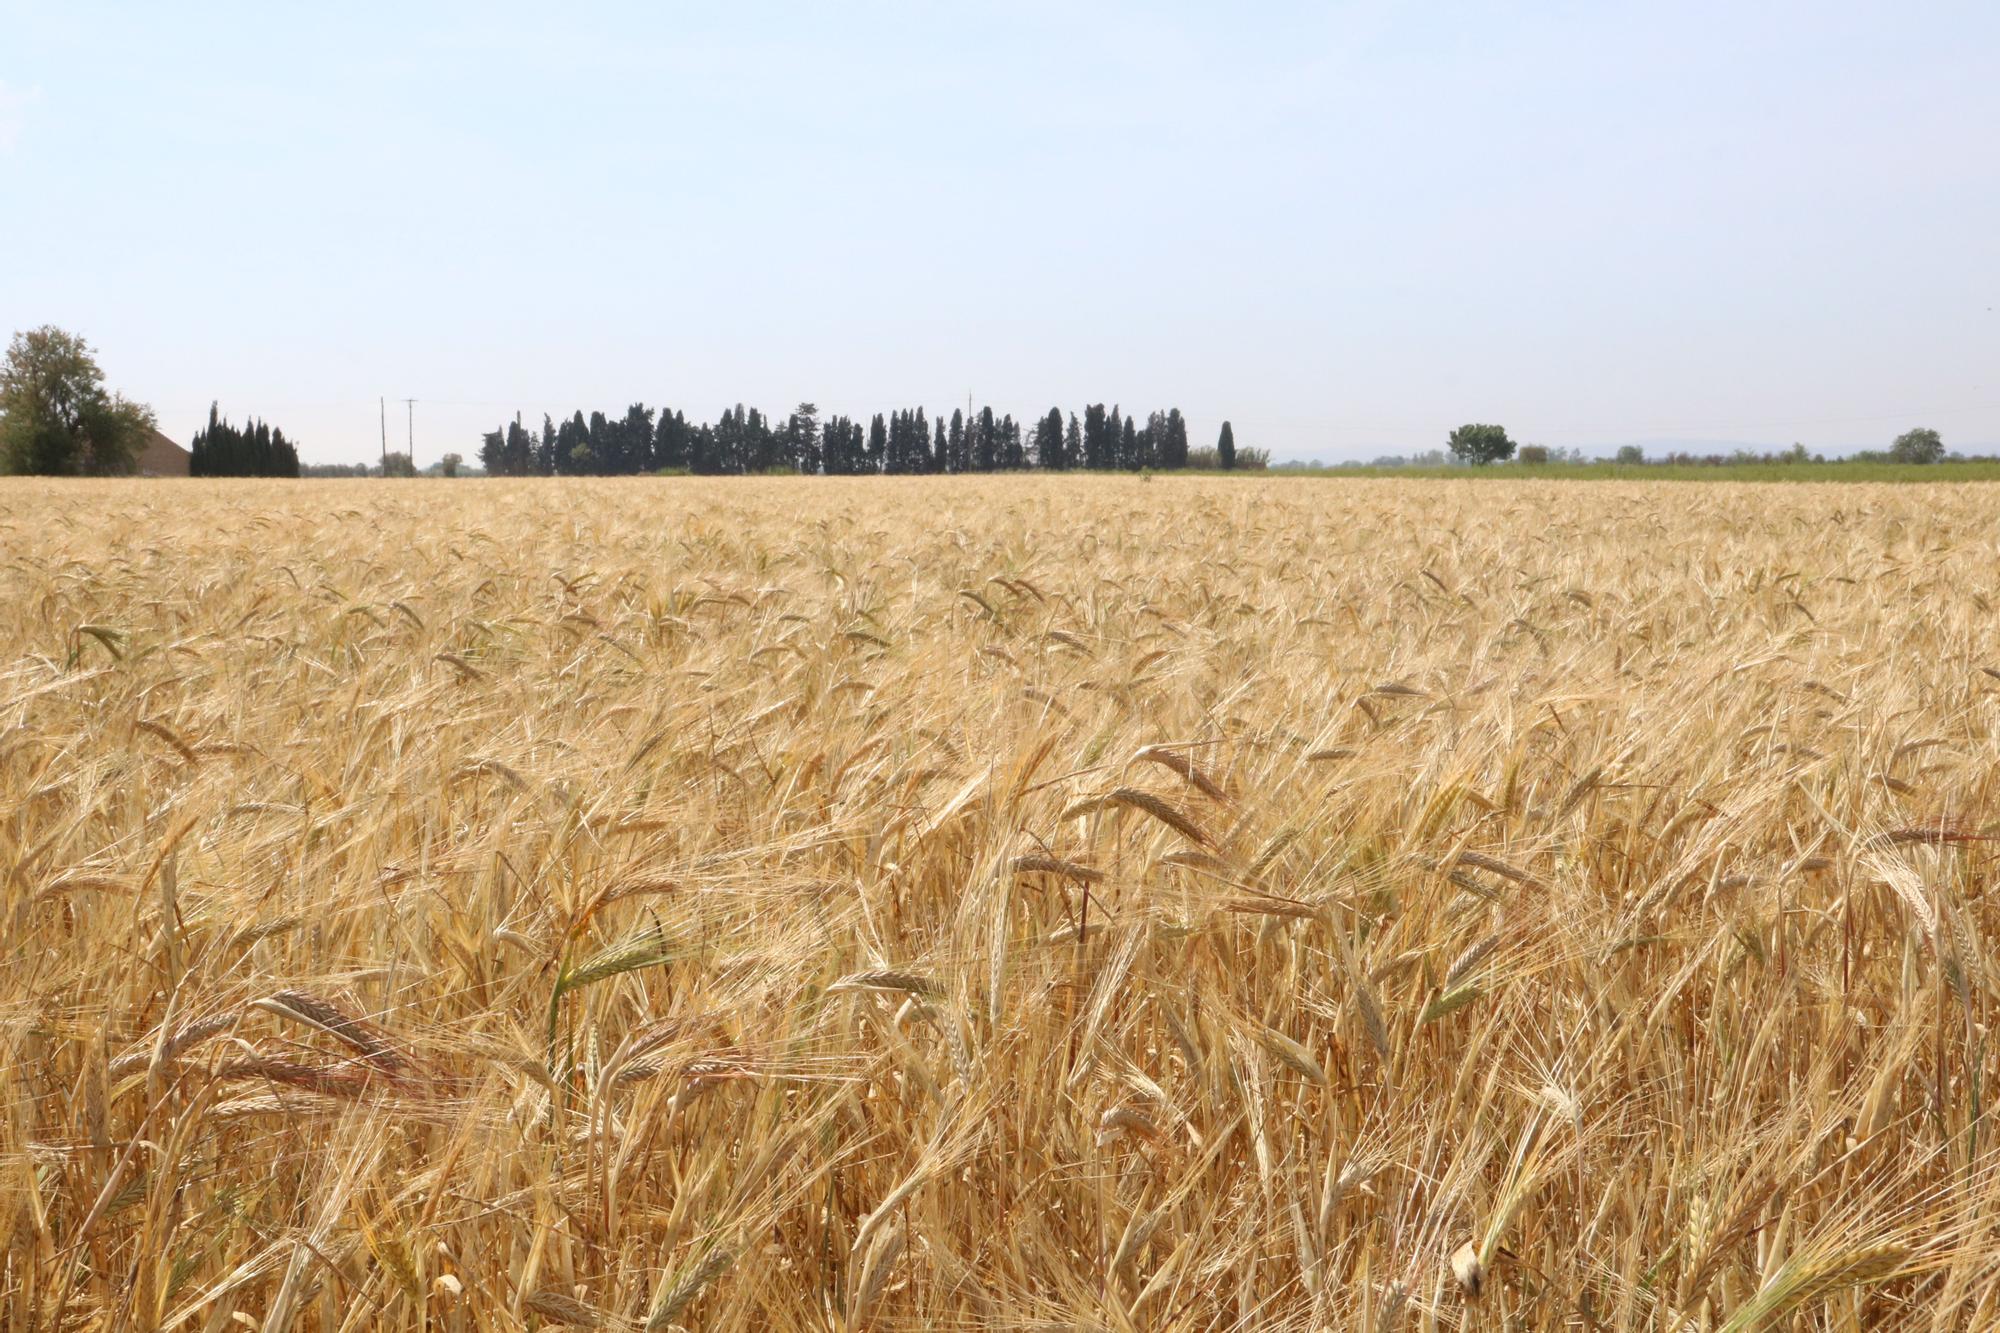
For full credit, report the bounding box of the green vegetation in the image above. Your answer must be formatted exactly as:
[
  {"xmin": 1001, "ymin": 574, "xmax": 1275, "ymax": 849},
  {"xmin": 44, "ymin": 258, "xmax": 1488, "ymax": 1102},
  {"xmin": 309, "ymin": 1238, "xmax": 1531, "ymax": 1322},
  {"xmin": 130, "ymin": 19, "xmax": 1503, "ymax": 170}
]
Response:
[
  {"xmin": 1446, "ymin": 421, "xmax": 1516, "ymax": 465},
  {"xmin": 478, "ymin": 400, "xmax": 1199, "ymax": 475},
  {"xmin": 189, "ymin": 403, "xmax": 301, "ymax": 477},
  {"xmin": 0, "ymin": 325, "xmax": 158, "ymax": 475}
]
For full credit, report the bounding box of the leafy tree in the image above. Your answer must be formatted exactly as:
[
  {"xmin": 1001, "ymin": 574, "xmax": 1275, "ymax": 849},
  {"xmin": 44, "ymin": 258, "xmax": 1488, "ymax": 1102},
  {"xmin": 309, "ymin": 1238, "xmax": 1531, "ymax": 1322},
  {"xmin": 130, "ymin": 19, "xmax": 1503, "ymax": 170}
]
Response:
[
  {"xmin": 1517, "ymin": 445, "xmax": 1549, "ymax": 465},
  {"xmin": 1614, "ymin": 444, "xmax": 1645, "ymax": 465},
  {"xmin": 1890, "ymin": 427, "xmax": 1944, "ymax": 464},
  {"xmin": 440, "ymin": 452, "xmax": 464, "ymax": 477},
  {"xmin": 380, "ymin": 451, "xmax": 417, "ymax": 477},
  {"xmin": 933, "ymin": 417, "xmax": 948, "ymax": 472},
  {"xmin": 1066, "ymin": 413, "xmax": 1083, "ymax": 470},
  {"xmin": 1446, "ymin": 423, "xmax": 1515, "ymax": 466},
  {"xmin": 1217, "ymin": 421, "xmax": 1236, "ymax": 470},
  {"xmin": 1120, "ymin": 415, "xmax": 1139, "ymax": 471},
  {"xmin": 1, "ymin": 326, "xmax": 157, "ymax": 475}
]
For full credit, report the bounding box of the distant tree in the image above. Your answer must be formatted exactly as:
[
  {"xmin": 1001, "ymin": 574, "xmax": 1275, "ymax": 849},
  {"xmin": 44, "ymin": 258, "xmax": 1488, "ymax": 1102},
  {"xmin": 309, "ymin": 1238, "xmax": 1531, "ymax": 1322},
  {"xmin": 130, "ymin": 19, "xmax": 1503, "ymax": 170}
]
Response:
[
  {"xmin": 1517, "ymin": 444, "xmax": 1549, "ymax": 465},
  {"xmin": 440, "ymin": 452, "xmax": 464, "ymax": 477},
  {"xmin": 618, "ymin": 403, "xmax": 656, "ymax": 473},
  {"xmin": 1120, "ymin": 415, "xmax": 1139, "ymax": 471},
  {"xmin": 479, "ymin": 429, "xmax": 505, "ymax": 474},
  {"xmin": 1143, "ymin": 411, "xmax": 1167, "ymax": 470},
  {"xmin": 558, "ymin": 412, "xmax": 589, "ymax": 475},
  {"xmin": 1446, "ymin": 423, "xmax": 1516, "ymax": 466},
  {"xmin": 190, "ymin": 403, "xmax": 301, "ymax": 477},
  {"xmin": 866, "ymin": 414, "xmax": 887, "ymax": 472},
  {"xmin": 380, "ymin": 451, "xmax": 417, "ymax": 477},
  {"xmin": 933, "ymin": 417, "xmax": 948, "ymax": 472},
  {"xmin": 1083, "ymin": 404, "xmax": 1109, "ymax": 469},
  {"xmin": 538, "ymin": 414, "xmax": 558, "ymax": 474},
  {"xmin": 655, "ymin": 409, "xmax": 689, "ymax": 472},
  {"xmin": 788, "ymin": 402, "xmax": 820, "ymax": 474},
  {"xmin": 1890, "ymin": 427, "xmax": 1944, "ymax": 464},
  {"xmin": 1162, "ymin": 408, "xmax": 1189, "ymax": 469},
  {"xmin": 1614, "ymin": 444, "xmax": 1645, "ymax": 465},
  {"xmin": 938, "ymin": 409, "xmax": 958, "ymax": 473},
  {"xmin": 1000, "ymin": 414, "xmax": 1025, "ymax": 469},
  {"xmin": 1217, "ymin": 420, "xmax": 1236, "ymax": 470},
  {"xmin": 974, "ymin": 407, "xmax": 997, "ymax": 471},
  {"xmin": 1, "ymin": 326, "xmax": 157, "ymax": 475},
  {"xmin": 1034, "ymin": 407, "xmax": 1065, "ymax": 469},
  {"xmin": 1065, "ymin": 413, "xmax": 1083, "ymax": 471}
]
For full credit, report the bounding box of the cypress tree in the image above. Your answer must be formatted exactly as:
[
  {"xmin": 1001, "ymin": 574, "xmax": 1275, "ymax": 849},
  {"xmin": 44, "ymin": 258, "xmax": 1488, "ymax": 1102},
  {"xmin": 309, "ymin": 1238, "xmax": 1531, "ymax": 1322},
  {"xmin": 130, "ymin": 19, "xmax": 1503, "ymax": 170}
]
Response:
[
  {"xmin": 1217, "ymin": 421, "xmax": 1236, "ymax": 470},
  {"xmin": 1033, "ymin": 408, "xmax": 1063, "ymax": 469},
  {"xmin": 1066, "ymin": 413, "xmax": 1082, "ymax": 471},
  {"xmin": 866, "ymin": 414, "xmax": 886, "ymax": 472},
  {"xmin": 1164, "ymin": 408, "xmax": 1188, "ymax": 469},
  {"xmin": 1083, "ymin": 404, "xmax": 1107, "ymax": 469},
  {"xmin": 975, "ymin": 407, "xmax": 997, "ymax": 471}
]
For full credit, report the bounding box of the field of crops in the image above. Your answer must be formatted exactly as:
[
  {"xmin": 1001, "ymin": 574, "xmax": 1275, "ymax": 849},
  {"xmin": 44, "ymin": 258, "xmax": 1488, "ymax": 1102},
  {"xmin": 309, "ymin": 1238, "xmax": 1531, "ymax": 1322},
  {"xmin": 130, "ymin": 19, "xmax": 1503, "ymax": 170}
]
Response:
[{"xmin": 5, "ymin": 476, "xmax": 2000, "ymax": 1330}]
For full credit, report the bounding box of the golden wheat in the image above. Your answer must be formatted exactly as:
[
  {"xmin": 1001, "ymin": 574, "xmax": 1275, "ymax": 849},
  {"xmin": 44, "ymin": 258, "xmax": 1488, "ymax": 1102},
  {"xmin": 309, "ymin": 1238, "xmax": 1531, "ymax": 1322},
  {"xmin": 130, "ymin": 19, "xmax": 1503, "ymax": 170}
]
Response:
[{"xmin": 4, "ymin": 475, "xmax": 1999, "ymax": 1328}]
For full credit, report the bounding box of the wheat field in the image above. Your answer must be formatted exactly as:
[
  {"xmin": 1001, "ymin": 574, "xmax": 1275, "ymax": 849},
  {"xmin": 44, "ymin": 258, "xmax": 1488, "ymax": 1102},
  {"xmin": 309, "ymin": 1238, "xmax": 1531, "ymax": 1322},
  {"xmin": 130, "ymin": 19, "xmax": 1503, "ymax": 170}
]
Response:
[{"xmin": 4, "ymin": 477, "xmax": 1999, "ymax": 1331}]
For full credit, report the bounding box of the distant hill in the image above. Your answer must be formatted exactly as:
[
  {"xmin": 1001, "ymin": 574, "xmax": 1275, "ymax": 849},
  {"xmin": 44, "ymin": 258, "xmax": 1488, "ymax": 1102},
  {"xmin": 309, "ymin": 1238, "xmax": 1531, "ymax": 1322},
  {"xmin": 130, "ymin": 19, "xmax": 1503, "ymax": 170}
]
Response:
[{"xmin": 1588, "ymin": 438, "xmax": 2000, "ymax": 460}]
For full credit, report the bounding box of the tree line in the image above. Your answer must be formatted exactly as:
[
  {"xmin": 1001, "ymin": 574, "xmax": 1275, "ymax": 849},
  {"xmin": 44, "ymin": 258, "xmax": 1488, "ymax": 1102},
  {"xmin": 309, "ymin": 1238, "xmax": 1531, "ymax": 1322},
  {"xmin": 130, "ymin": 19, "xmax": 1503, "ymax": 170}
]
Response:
[
  {"xmin": 190, "ymin": 403, "xmax": 301, "ymax": 477},
  {"xmin": 479, "ymin": 402, "xmax": 1240, "ymax": 476}
]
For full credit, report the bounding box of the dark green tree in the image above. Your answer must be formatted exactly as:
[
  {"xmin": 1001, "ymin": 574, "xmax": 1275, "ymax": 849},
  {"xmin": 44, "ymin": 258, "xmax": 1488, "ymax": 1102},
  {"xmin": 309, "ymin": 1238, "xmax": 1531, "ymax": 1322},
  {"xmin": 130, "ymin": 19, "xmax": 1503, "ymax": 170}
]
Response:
[
  {"xmin": 1446, "ymin": 423, "xmax": 1516, "ymax": 465},
  {"xmin": 190, "ymin": 403, "xmax": 301, "ymax": 477},
  {"xmin": 947, "ymin": 409, "xmax": 967, "ymax": 472},
  {"xmin": 538, "ymin": 414, "xmax": 558, "ymax": 474},
  {"xmin": 1889, "ymin": 427, "xmax": 1944, "ymax": 464},
  {"xmin": 1217, "ymin": 420, "xmax": 1236, "ymax": 470},
  {"xmin": 866, "ymin": 414, "xmax": 887, "ymax": 472},
  {"xmin": 1034, "ymin": 408, "xmax": 1064, "ymax": 469},
  {"xmin": 1162, "ymin": 408, "xmax": 1189, "ymax": 469},
  {"xmin": 974, "ymin": 407, "xmax": 997, "ymax": 471}
]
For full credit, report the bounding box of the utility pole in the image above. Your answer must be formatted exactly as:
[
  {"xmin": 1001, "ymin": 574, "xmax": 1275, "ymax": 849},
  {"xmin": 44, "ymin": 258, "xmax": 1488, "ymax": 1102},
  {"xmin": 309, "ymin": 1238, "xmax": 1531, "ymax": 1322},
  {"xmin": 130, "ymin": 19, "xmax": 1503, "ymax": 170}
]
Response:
[
  {"xmin": 379, "ymin": 397, "xmax": 387, "ymax": 472},
  {"xmin": 402, "ymin": 398, "xmax": 417, "ymax": 473}
]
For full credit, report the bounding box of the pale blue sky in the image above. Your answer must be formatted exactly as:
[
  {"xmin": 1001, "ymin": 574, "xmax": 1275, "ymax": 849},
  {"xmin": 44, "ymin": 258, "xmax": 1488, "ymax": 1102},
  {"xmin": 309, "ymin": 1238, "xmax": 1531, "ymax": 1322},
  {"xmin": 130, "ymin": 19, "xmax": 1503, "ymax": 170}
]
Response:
[{"xmin": 2, "ymin": 1, "xmax": 1996, "ymax": 464}]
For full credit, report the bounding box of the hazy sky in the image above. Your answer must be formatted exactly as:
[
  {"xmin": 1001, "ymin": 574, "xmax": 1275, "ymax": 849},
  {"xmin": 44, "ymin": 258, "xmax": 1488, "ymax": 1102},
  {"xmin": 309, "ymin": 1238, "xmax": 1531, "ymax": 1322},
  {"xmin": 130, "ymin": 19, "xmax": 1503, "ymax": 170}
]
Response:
[{"xmin": 3, "ymin": 1, "xmax": 1996, "ymax": 464}]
